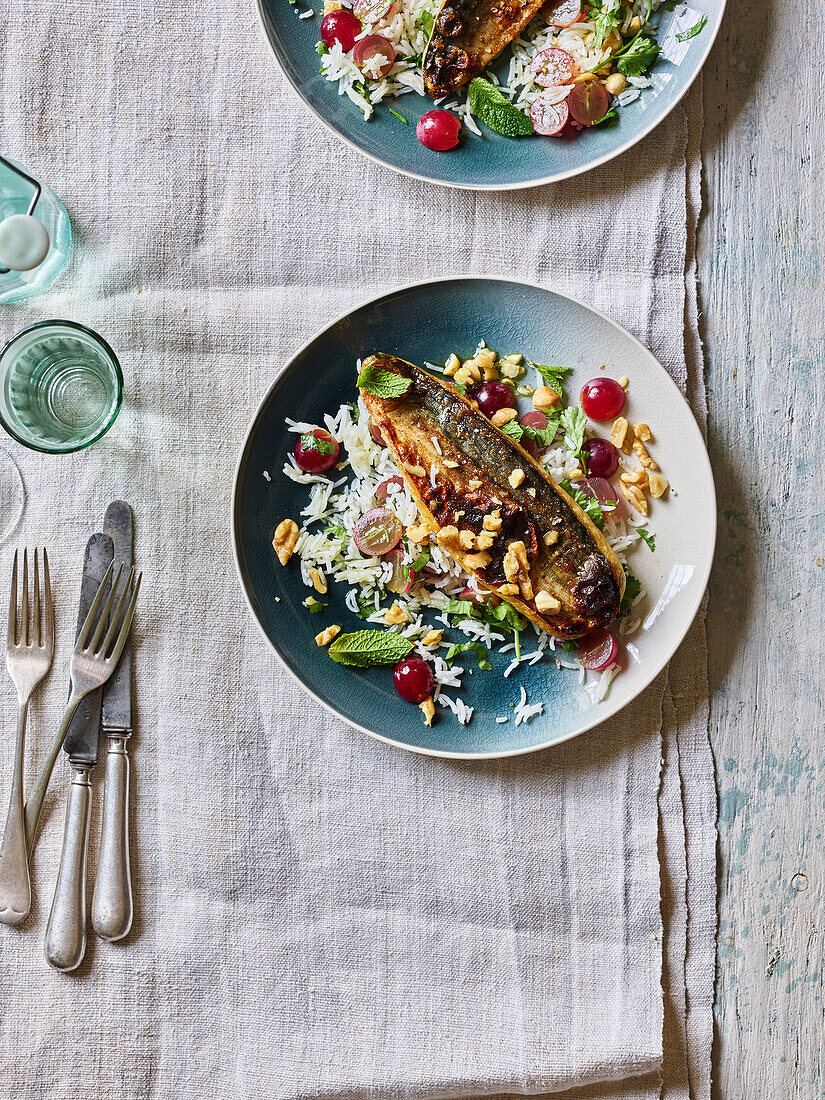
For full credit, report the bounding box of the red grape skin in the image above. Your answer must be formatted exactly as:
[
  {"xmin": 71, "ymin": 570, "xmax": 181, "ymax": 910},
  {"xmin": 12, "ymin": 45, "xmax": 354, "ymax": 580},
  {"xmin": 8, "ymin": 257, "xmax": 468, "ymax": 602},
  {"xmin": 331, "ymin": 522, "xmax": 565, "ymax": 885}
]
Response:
[
  {"xmin": 376, "ymin": 476, "xmax": 405, "ymax": 504},
  {"xmin": 416, "ymin": 110, "xmax": 461, "ymax": 151},
  {"xmin": 471, "ymin": 381, "xmax": 516, "ymax": 418},
  {"xmin": 578, "ymin": 628, "xmax": 618, "ymax": 671},
  {"xmin": 393, "ymin": 657, "xmax": 435, "ymax": 703},
  {"xmin": 582, "ymin": 437, "xmax": 619, "ymax": 478},
  {"xmin": 352, "ymin": 35, "xmax": 396, "ymax": 78},
  {"xmin": 293, "ymin": 429, "xmax": 340, "ymax": 474},
  {"xmin": 568, "ymin": 81, "xmax": 609, "ymax": 126},
  {"xmin": 320, "ymin": 9, "xmax": 361, "ymax": 50},
  {"xmin": 352, "ymin": 507, "xmax": 402, "ymax": 556},
  {"xmin": 580, "ymin": 377, "xmax": 626, "ymax": 421}
]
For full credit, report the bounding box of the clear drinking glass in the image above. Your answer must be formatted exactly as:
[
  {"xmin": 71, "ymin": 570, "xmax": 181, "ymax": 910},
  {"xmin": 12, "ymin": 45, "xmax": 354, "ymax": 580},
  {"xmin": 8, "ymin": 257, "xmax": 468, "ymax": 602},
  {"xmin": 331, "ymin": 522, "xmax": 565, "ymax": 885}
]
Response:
[
  {"xmin": 0, "ymin": 320, "xmax": 123, "ymax": 453},
  {"xmin": 0, "ymin": 156, "xmax": 72, "ymax": 305}
]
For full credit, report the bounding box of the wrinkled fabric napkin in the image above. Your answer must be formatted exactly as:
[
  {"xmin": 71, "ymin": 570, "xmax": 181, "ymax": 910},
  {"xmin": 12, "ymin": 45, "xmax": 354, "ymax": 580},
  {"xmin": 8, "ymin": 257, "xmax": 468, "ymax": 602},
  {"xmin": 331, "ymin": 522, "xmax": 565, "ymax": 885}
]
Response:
[{"xmin": 0, "ymin": 1, "xmax": 714, "ymax": 1096}]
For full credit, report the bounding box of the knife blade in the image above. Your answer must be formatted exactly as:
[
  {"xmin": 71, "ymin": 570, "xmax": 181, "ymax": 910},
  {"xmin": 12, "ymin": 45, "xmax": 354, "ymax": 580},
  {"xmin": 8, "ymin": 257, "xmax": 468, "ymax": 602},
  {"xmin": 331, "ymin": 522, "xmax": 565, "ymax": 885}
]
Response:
[
  {"xmin": 101, "ymin": 501, "xmax": 133, "ymax": 734},
  {"xmin": 62, "ymin": 532, "xmax": 114, "ymax": 764}
]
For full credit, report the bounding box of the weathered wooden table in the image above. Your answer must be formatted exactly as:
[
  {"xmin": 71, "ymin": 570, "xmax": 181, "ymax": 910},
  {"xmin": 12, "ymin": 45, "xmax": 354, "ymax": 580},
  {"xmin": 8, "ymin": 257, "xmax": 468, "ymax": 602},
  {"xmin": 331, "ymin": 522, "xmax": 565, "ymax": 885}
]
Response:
[{"xmin": 701, "ymin": 0, "xmax": 824, "ymax": 1092}]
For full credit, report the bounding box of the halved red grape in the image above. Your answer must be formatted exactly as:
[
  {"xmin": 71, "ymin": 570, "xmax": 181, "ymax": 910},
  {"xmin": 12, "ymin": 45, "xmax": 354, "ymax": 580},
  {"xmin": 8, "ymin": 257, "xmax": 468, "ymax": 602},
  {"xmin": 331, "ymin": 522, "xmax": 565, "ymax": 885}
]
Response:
[
  {"xmin": 582, "ymin": 437, "xmax": 619, "ymax": 478},
  {"xmin": 568, "ymin": 81, "xmax": 609, "ymax": 126},
  {"xmin": 471, "ymin": 381, "xmax": 515, "ymax": 418},
  {"xmin": 385, "ymin": 548, "xmax": 413, "ymax": 594},
  {"xmin": 369, "ymin": 420, "xmax": 387, "ymax": 447},
  {"xmin": 293, "ymin": 429, "xmax": 340, "ymax": 474},
  {"xmin": 353, "ymin": 507, "xmax": 402, "ymax": 556},
  {"xmin": 393, "ymin": 656, "xmax": 435, "ymax": 703},
  {"xmin": 353, "ymin": 0, "xmax": 395, "ymax": 20},
  {"xmin": 580, "ymin": 377, "xmax": 626, "ymax": 420},
  {"xmin": 416, "ymin": 110, "xmax": 461, "ymax": 151},
  {"xmin": 521, "ymin": 411, "xmax": 549, "ymax": 430},
  {"xmin": 460, "ymin": 585, "xmax": 499, "ymax": 608},
  {"xmin": 578, "ymin": 628, "xmax": 619, "ymax": 671},
  {"xmin": 531, "ymin": 47, "xmax": 578, "ymax": 88},
  {"xmin": 543, "ymin": 0, "xmax": 583, "ymax": 27},
  {"xmin": 320, "ymin": 9, "xmax": 362, "ymax": 50},
  {"xmin": 376, "ymin": 476, "xmax": 405, "ymax": 504},
  {"xmin": 530, "ymin": 96, "xmax": 569, "ymax": 136},
  {"xmin": 352, "ymin": 34, "xmax": 396, "ymax": 77}
]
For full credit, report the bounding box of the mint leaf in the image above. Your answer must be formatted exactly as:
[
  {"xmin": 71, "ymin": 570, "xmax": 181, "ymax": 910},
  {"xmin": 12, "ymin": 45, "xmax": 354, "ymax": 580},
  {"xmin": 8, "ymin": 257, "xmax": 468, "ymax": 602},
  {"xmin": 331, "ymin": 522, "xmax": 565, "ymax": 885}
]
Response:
[
  {"xmin": 328, "ymin": 630, "xmax": 414, "ymax": 667},
  {"xmin": 560, "ymin": 406, "xmax": 587, "ymax": 461},
  {"xmin": 532, "ymin": 361, "xmax": 570, "ymax": 397},
  {"xmin": 620, "ymin": 566, "xmax": 642, "ymax": 614},
  {"xmin": 502, "ymin": 413, "xmax": 560, "ymax": 448},
  {"xmin": 637, "ymin": 527, "xmax": 656, "ymax": 552},
  {"xmin": 416, "ymin": 10, "xmax": 434, "ymax": 36},
  {"xmin": 467, "ymin": 78, "xmax": 533, "ymax": 138},
  {"xmin": 300, "ymin": 431, "xmax": 335, "ymax": 456},
  {"xmin": 501, "ymin": 420, "xmax": 524, "ymax": 442},
  {"xmin": 615, "ymin": 37, "xmax": 660, "ymax": 77},
  {"xmin": 676, "ymin": 15, "xmax": 706, "ymax": 41},
  {"xmin": 356, "ymin": 363, "xmax": 412, "ymax": 399},
  {"xmin": 444, "ymin": 641, "xmax": 492, "ymax": 671}
]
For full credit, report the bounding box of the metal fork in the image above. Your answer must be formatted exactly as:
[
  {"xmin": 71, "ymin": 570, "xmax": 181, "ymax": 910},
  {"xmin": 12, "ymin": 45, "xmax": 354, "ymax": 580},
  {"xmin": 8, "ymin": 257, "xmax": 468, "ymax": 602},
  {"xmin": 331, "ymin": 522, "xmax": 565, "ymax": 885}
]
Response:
[{"xmin": 0, "ymin": 549, "xmax": 55, "ymax": 925}]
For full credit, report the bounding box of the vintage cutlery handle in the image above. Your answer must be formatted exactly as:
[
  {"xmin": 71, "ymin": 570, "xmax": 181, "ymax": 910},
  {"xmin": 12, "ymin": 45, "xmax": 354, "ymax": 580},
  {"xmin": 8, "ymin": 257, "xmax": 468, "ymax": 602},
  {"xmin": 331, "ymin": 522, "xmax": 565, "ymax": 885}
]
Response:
[
  {"xmin": 45, "ymin": 765, "xmax": 92, "ymax": 972},
  {"xmin": 92, "ymin": 736, "xmax": 132, "ymax": 941},
  {"xmin": 24, "ymin": 694, "xmax": 84, "ymax": 852},
  {"xmin": 0, "ymin": 702, "xmax": 32, "ymax": 925}
]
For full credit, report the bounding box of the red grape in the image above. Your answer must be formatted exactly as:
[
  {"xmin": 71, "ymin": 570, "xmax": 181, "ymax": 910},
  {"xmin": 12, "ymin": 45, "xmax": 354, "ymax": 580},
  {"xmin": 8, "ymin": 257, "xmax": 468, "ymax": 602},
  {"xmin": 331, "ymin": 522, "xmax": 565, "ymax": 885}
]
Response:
[
  {"xmin": 293, "ymin": 429, "xmax": 340, "ymax": 474},
  {"xmin": 578, "ymin": 628, "xmax": 619, "ymax": 671},
  {"xmin": 530, "ymin": 97, "xmax": 569, "ymax": 136},
  {"xmin": 353, "ymin": 0, "xmax": 397, "ymax": 19},
  {"xmin": 385, "ymin": 548, "xmax": 413, "ymax": 594},
  {"xmin": 393, "ymin": 656, "xmax": 435, "ymax": 703},
  {"xmin": 531, "ymin": 46, "xmax": 578, "ymax": 88},
  {"xmin": 582, "ymin": 437, "xmax": 619, "ymax": 478},
  {"xmin": 353, "ymin": 508, "xmax": 402, "ymax": 556},
  {"xmin": 353, "ymin": 34, "xmax": 396, "ymax": 77},
  {"xmin": 416, "ymin": 110, "xmax": 461, "ymax": 151},
  {"xmin": 542, "ymin": 0, "xmax": 583, "ymax": 27},
  {"xmin": 459, "ymin": 585, "xmax": 499, "ymax": 608},
  {"xmin": 580, "ymin": 476, "xmax": 626, "ymax": 518},
  {"xmin": 521, "ymin": 411, "xmax": 549, "ymax": 430},
  {"xmin": 471, "ymin": 381, "xmax": 515, "ymax": 418},
  {"xmin": 369, "ymin": 420, "xmax": 386, "ymax": 447},
  {"xmin": 580, "ymin": 377, "xmax": 626, "ymax": 421},
  {"xmin": 568, "ymin": 81, "xmax": 609, "ymax": 126},
  {"xmin": 320, "ymin": 9, "xmax": 361, "ymax": 50},
  {"xmin": 376, "ymin": 476, "xmax": 405, "ymax": 504}
]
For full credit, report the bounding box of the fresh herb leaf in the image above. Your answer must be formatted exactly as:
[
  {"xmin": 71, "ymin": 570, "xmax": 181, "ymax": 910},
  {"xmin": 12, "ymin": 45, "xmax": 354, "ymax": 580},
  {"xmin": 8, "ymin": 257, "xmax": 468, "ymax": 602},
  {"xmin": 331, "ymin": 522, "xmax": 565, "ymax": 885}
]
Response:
[
  {"xmin": 404, "ymin": 545, "xmax": 431, "ymax": 581},
  {"xmin": 615, "ymin": 36, "xmax": 660, "ymax": 77},
  {"xmin": 356, "ymin": 363, "xmax": 412, "ymax": 399},
  {"xmin": 532, "ymin": 361, "xmax": 571, "ymax": 397},
  {"xmin": 559, "ymin": 478, "xmax": 614, "ymax": 530},
  {"xmin": 316, "ymin": 41, "xmax": 329, "ymax": 55},
  {"xmin": 352, "ymin": 78, "xmax": 372, "ymax": 101},
  {"xmin": 562, "ymin": 640, "xmax": 578, "ymax": 652},
  {"xmin": 588, "ymin": 1, "xmax": 623, "ymax": 48},
  {"xmin": 389, "ymin": 108, "xmax": 408, "ymax": 123},
  {"xmin": 451, "ymin": 380, "xmax": 468, "ymax": 396},
  {"xmin": 416, "ymin": 10, "xmax": 435, "ymax": 36},
  {"xmin": 356, "ymin": 597, "xmax": 376, "ymax": 620},
  {"xmin": 620, "ymin": 566, "xmax": 642, "ymax": 614},
  {"xmin": 467, "ymin": 78, "xmax": 533, "ymax": 138},
  {"xmin": 299, "ymin": 431, "xmax": 335, "ymax": 456},
  {"xmin": 560, "ymin": 406, "xmax": 588, "ymax": 461},
  {"xmin": 501, "ymin": 413, "xmax": 560, "ymax": 448},
  {"xmin": 594, "ymin": 106, "xmax": 618, "ymax": 126},
  {"xmin": 444, "ymin": 598, "xmax": 476, "ymax": 619},
  {"xmin": 304, "ymin": 598, "xmax": 326, "ymax": 614},
  {"xmin": 324, "ymin": 522, "xmax": 348, "ymax": 540},
  {"xmin": 637, "ymin": 527, "xmax": 656, "ymax": 552},
  {"xmin": 444, "ymin": 641, "xmax": 492, "ymax": 671},
  {"xmin": 328, "ymin": 630, "xmax": 413, "ymax": 667},
  {"xmin": 676, "ymin": 14, "xmax": 706, "ymax": 41},
  {"xmin": 501, "ymin": 419, "xmax": 524, "ymax": 442}
]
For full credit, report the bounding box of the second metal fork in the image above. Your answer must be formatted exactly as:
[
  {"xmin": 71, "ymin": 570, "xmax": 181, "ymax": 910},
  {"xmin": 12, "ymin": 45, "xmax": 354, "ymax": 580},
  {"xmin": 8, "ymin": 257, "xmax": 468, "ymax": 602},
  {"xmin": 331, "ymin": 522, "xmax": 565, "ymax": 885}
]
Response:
[{"xmin": 0, "ymin": 549, "xmax": 54, "ymax": 925}]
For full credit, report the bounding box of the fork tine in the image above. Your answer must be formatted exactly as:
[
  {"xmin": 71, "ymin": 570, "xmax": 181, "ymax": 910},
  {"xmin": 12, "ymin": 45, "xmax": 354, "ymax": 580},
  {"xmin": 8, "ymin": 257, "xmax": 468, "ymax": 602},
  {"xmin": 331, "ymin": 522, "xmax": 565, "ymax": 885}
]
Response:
[
  {"xmin": 21, "ymin": 548, "xmax": 28, "ymax": 648},
  {"xmin": 43, "ymin": 548, "xmax": 54, "ymax": 649},
  {"xmin": 99, "ymin": 567, "xmax": 135, "ymax": 655},
  {"xmin": 88, "ymin": 563, "xmax": 124, "ymax": 654},
  {"xmin": 7, "ymin": 550, "xmax": 18, "ymax": 649},
  {"xmin": 76, "ymin": 561, "xmax": 115, "ymax": 650},
  {"xmin": 33, "ymin": 549, "xmax": 41, "ymax": 648},
  {"xmin": 104, "ymin": 571, "xmax": 141, "ymax": 665}
]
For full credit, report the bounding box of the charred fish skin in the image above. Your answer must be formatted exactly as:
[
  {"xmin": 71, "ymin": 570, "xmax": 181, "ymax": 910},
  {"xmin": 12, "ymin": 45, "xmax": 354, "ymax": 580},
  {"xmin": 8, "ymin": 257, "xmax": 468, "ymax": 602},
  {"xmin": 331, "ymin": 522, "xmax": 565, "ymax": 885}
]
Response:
[
  {"xmin": 360, "ymin": 354, "xmax": 624, "ymax": 638},
  {"xmin": 423, "ymin": 0, "xmax": 547, "ymax": 98}
]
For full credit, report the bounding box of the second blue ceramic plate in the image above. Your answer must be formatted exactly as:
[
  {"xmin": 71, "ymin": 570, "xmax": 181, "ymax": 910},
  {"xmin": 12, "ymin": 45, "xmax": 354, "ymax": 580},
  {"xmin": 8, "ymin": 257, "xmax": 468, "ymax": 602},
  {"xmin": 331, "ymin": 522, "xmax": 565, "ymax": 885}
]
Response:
[
  {"xmin": 256, "ymin": 0, "xmax": 725, "ymax": 189},
  {"xmin": 232, "ymin": 278, "xmax": 716, "ymax": 757}
]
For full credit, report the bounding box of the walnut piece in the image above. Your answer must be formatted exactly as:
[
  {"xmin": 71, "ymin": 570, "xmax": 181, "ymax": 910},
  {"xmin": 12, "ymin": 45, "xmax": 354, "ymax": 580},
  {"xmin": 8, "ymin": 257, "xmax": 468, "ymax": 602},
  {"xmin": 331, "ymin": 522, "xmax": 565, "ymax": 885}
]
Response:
[
  {"xmin": 385, "ymin": 602, "xmax": 410, "ymax": 625},
  {"xmin": 619, "ymin": 481, "xmax": 649, "ymax": 516},
  {"xmin": 647, "ymin": 472, "xmax": 669, "ymax": 498},
  {"xmin": 633, "ymin": 422, "xmax": 652, "ymax": 442},
  {"xmin": 459, "ymin": 530, "xmax": 476, "ymax": 550},
  {"xmin": 420, "ymin": 696, "xmax": 436, "ymax": 726},
  {"xmin": 611, "ymin": 417, "xmax": 631, "ymax": 453},
  {"xmin": 499, "ymin": 583, "xmax": 520, "ymax": 596},
  {"xmin": 544, "ymin": 530, "xmax": 559, "ymax": 546},
  {"xmin": 406, "ymin": 523, "xmax": 431, "ymax": 544},
  {"xmin": 482, "ymin": 509, "xmax": 502, "ymax": 533},
  {"xmin": 405, "ymin": 463, "xmax": 426, "ymax": 477},
  {"xmin": 508, "ymin": 468, "xmax": 526, "ymax": 489},
  {"xmin": 422, "ymin": 629, "xmax": 443, "ymax": 647},
  {"xmin": 491, "ymin": 408, "xmax": 518, "ymax": 427},
  {"xmin": 315, "ymin": 625, "xmax": 341, "ymax": 647},
  {"xmin": 272, "ymin": 519, "xmax": 300, "ymax": 565},
  {"xmin": 534, "ymin": 591, "xmax": 561, "ymax": 615},
  {"xmin": 632, "ymin": 439, "xmax": 659, "ymax": 470},
  {"xmin": 309, "ymin": 568, "xmax": 327, "ymax": 594},
  {"xmin": 476, "ymin": 532, "xmax": 495, "ymax": 551}
]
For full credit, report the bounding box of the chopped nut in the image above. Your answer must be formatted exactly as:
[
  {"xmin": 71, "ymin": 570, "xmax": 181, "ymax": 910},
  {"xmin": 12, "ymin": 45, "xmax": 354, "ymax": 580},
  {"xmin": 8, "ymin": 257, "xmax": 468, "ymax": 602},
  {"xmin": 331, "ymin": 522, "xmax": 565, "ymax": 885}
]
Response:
[
  {"xmin": 464, "ymin": 550, "xmax": 492, "ymax": 570},
  {"xmin": 544, "ymin": 530, "xmax": 559, "ymax": 546},
  {"xmin": 633, "ymin": 439, "xmax": 659, "ymax": 470},
  {"xmin": 454, "ymin": 510, "xmax": 465, "ymax": 519},
  {"xmin": 476, "ymin": 531, "xmax": 495, "ymax": 551},
  {"xmin": 482, "ymin": 510, "xmax": 502, "ymax": 532},
  {"xmin": 604, "ymin": 28, "xmax": 622, "ymax": 51},
  {"xmin": 503, "ymin": 540, "xmax": 533, "ymax": 600},
  {"xmin": 443, "ymin": 353, "xmax": 460, "ymax": 377},
  {"xmin": 647, "ymin": 472, "xmax": 669, "ymax": 499},
  {"xmin": 621, "ymin": 468, "xmax": 649, "ymax": 487},
  {"xmin": 533, "ymin": 386, "xmax": 561, "ymax": 410},
  {"xmin": 459, "ymin": 530, "xmax": 476, "ymax": 550},
  {"xmin": 444, "ymin": 459, "xmax": 460, "ymax": 469},
  {"xmin": 385, "ymin": 602, "xmax": 410, "ymax": 625},
  {"xmin": 633, "ymin": 423, "xmax": 652, "ymax": 443},
  {"xmin": 309, "ymin": 568, "xmax": 327, "ymax": 594},
  {"xmin": 509, "ymin": 468, "xmax": 526, "ymax": 489},
  {"xmin": 604, "ymin": 73, "xmax": 627, "ymax": 96},
  {"xmin": 618, "ymin": 376, "xmax": 629, "ymax": 389},
  {"xmin": 315, "ymin": 624, "xmax": 341, "ymax": 647},
  {"xmin": 405, "ymin": 463, "xmax": 426, "ymax": 477},
  {"xmin": 469, "ymin": 478, "xmax": 483, "ymax": 490},
  {"xmin": 491, "ymin": 408, "xmax": 518, "ymax": 427},
  {"xmin": 419, "ymin": 696, "xmax": 435, "ymax": 726},
  {"xmin": 527, "ymin": 487, "xmax": 536, "ymax": 498},
  {"xmin": 406, "ymin": 523, "xmax": 431, "ymax": 544},
  {"xmin": 611, "ymin": 416, "xmax": 630, "ymax": 452},
  {"xmin": 323, "ymin": 0, "xmax": 342, "ymax": 11},
  {"xmin": 619, "ymin": 481, "xmax": 649, "ymax": 516},
  {"xmin": 534, "ymin": 591, "xmax": 561, "ymax": 614},
  {"xmin": 499, "ymin": 583, "xmax": 520, "ymax": 596},
  {"xmin": 272, "ymin": 519, "xmax": 300, "ymax": 565},
  {"xmin": 436, "ymin": 525, "xmax": 459, "ymax": 544},
  {"xmin": 568, "ymin": 468, "xmax": 583, "ymax": 481},
  {"xmin": 626, "ymin": 14, "xmax": 642, "ymax": 34},
  {"xmin": 422, "ymin": 629, "xmax": 443, "ymax": 647}
]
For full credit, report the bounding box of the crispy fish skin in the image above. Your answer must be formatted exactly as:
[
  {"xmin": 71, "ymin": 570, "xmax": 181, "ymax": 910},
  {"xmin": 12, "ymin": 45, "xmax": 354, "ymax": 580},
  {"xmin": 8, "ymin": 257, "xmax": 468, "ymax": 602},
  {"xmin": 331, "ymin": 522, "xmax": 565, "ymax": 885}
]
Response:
[
  {"xmin": 360, "ymin": 354, "xmax": 625, "ymax": 639},
  {"xmin": 422, "ymin": 0, "xmax": 547, "ymax": 98}
]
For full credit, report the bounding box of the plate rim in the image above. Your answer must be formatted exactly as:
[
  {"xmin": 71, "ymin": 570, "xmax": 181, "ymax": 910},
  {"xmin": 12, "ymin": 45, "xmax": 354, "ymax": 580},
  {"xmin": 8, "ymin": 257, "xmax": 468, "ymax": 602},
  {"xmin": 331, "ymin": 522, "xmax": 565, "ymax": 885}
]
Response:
[
  {"xmin": 231, "ymin": 275, "xmax": 717, "ymax": 759},
  {"xmin": 254, "ymin": 0, "xmax": 727, "ymax": 192}
]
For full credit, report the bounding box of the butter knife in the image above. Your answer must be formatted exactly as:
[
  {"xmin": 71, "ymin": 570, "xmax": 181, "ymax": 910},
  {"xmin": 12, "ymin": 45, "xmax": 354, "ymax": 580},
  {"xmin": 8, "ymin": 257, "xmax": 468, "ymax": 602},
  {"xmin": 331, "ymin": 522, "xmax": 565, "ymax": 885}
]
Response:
[
  {"xmin": 45, "ymin": 532, "xmax": 113, "ymax": 972},
  {"xmin": 92, "ymin": 501, "xmax": 134, "ymax": 941}
]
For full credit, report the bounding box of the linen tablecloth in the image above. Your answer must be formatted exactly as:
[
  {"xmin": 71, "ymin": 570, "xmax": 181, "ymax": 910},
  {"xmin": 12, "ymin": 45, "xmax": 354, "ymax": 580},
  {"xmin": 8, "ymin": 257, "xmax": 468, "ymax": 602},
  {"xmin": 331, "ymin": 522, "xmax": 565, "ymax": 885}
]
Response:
[{"xmin": 0, "ymin": 2, "xmax": 715, "ymax": 1096}]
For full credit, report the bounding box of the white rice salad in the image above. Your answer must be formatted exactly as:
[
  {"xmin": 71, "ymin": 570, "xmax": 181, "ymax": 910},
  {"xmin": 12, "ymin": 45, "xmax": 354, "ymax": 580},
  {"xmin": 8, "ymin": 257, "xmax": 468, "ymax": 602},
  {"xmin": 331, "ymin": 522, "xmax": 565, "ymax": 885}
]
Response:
[
  {"xmin": 304, "ymin": 0, "xmax": 702, "ymax": 141},
  {"xmin": 272, "ymin": 342, "xmax": 667, "ymax": 727}
]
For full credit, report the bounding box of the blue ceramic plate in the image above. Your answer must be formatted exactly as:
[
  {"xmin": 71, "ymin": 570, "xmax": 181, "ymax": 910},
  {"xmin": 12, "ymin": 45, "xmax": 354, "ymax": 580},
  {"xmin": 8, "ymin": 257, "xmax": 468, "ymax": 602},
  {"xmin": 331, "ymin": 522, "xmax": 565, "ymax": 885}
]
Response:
[
  {"xmin": 255, "ymin": 0, "xmax": 725, "ymax": 189},
  {"xmin": 232, "ymin": 278, "xmax": 716, "ymax": 756}
]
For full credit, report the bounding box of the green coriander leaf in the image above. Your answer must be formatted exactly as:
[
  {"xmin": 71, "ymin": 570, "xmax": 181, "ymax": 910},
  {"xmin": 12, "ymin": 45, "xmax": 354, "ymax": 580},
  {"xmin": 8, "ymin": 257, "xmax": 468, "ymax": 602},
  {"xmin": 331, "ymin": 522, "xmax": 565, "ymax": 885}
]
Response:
[
  {"xmin": 404, "ymin": 545, "xmax": 431, "ymax": 581},
  {"xmin": 620, "ymin": 566, "xmax": 642, "ymax": 614},
  {"xmin": 328, "ymin": 630, "xmax": 414, "ymax": 667},
  {"xmin": 444, "ymin": 641, "xmax": 492, "ymax": 671},
  {"xmin": 467, "ymin": 78, "xmax": 533, "ymax": 138},
  {"xmin": 637, "ymin": 527, "xmax": 656, "ymax": 552},
  {"xmin": 615, "ymin": 37, "xmax": 661, "ymax": 77},
  {"xmin": 352, "ymin": 78, "xmax": 372, "ymax": 101},
  {"xmin": 589, "ymin": 3, "xmax": 622, "ymax": 48},
  {"xmin": 559, "ymin": 478, "xmax": 612, "ymax": 530},
  {"xmin": 304, "ymin": 598, "xmax": 326, "ymax": 614},
  {"xmin": 451, "ymin": 380, "xmax": 468, "ymax": 396},
  {"xmin": 416, "ymin": 10, "xmax": 435, "ymax": 36},
  {"xmin": 299, "ymin": 431, "xmax": 335, "ymax": 456},
  {"xmin": 531, "ymin": 361, "xmax": 571, "ymax": 397},
  {"xmin": 560, "ymin": 406, "xmax": 588, "ymax": 460},
  {"xmin": 594, "ymin": 106, "xmax": 618, "ymax": 126},
  {"xmin": 676, "ymin": 14, "xmax": 706, "ymax": 41},
  {"xmin": 356, "ymin": 363, "xmax": 412, "ymax": 399},
  {"xmin": 316, "ymin": 41, "xmax": 329, "ymax": 55}
]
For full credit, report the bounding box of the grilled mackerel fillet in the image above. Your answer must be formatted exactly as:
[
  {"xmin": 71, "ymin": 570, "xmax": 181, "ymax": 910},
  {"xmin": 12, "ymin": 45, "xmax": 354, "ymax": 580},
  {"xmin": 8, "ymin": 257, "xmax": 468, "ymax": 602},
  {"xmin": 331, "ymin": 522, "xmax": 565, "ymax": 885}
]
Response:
[
  {"xmin": 422, "ymin": 0, "xmax": 547, "ymax": 98},
  {"xmin": 360, "ymin": 355, "xmax": 624, "ymax": 638}
]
